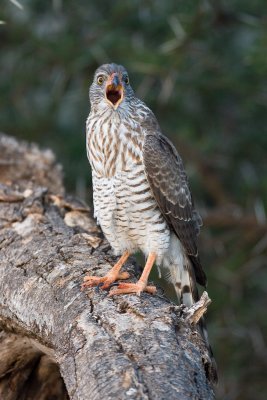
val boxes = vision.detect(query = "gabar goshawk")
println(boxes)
[82,63,217,382]
[83,63,206,307]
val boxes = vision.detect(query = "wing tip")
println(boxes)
[189,255,207,287]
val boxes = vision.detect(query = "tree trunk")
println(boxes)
[0,133,215,400]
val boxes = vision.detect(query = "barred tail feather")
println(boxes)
[167,259,198,307]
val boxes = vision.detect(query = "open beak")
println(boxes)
[105,73,124,109]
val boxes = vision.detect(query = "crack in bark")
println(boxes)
[82,293,151,398]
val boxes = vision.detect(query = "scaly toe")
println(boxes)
[81,275,105,290]
[108,282,156,296]
[117,271,130,280]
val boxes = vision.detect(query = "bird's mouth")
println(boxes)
[105,84,123,108]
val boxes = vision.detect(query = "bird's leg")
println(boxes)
[82,250,131,290]
[109,252,157,296]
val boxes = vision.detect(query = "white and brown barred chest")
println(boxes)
[86,110,170,262]
[86,110,143,177]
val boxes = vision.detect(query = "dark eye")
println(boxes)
[125,75,129,85]
[97,75,104,85]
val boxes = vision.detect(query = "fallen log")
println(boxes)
[0,133,215,400]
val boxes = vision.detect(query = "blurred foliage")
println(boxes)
[1,1,267,399]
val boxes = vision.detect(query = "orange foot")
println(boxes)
[82,271,130,290]
[109,281,156,296]
[81,251,131,291]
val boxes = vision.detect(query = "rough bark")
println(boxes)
[0,133,215,400]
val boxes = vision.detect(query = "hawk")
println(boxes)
[83,63,206,306]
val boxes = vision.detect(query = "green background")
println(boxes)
[1,1,267,398]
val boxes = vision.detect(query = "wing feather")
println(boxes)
[143,132,206,286]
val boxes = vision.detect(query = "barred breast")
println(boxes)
[86,109,170,264]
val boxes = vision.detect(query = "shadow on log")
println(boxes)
[0,134,215,400]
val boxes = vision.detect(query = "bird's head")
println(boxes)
[89,63,134,112]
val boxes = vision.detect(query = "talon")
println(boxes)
[96,283,103,293]
[109,282,120,288]
[101,280,114,290]
[82,275,105,289]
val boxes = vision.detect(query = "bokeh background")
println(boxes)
[1,1,267,399]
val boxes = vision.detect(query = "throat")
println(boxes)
[95,119,123,178]
[88,115,143,178]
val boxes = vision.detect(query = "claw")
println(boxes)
[95,283,103,293]
[108,282,120,288]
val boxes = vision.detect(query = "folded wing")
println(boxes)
[143,132,206,286]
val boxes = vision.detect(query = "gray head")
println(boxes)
[89,63,135,111]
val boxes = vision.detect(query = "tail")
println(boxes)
[167,258,218,383]
[167,254,198,307]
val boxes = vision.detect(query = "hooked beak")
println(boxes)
[105,73,124,109]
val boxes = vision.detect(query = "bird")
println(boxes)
[83,64,218,382]
[82,62,207,307]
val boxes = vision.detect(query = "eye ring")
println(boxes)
[125,76,130,85]
[97,75,104,85]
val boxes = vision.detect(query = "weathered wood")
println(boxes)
[0,133,215,400]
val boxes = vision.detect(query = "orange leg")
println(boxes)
[82,250,130,290]
[109,252,157,296]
